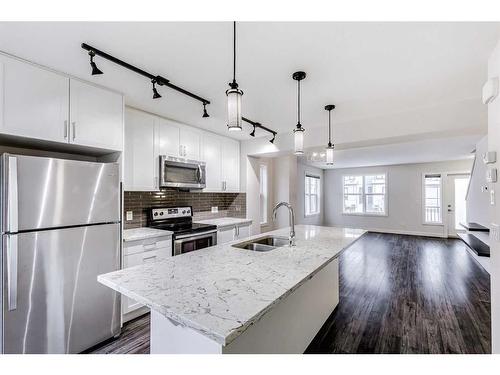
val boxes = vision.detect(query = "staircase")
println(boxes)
[458,222,490,257]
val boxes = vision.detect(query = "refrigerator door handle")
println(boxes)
[6,235,18,311]
[7,156,19,233]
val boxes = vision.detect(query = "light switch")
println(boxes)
[491,224,500,243]
[126,211,133,221]
[211,206,218,213]
[491,189,496,206]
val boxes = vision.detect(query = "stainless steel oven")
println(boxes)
[173,229,217,256]
[159,155,206,189]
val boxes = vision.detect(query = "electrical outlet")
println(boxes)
[126,211,133,221]
[211,206,218,213]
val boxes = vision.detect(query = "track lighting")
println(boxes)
[226,21,243,131]
[249,125,256,137]
[325,105,335,165]
[88,51,103,75]
[202,103,209,118]
[152,79,161,99]
[292,71,306,155]
[269,134,276,144]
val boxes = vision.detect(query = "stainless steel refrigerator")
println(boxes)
[0,153,121,354]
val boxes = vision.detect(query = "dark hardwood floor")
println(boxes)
[87,232,491,354]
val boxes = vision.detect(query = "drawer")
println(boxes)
[123,236,172,256]
[123,248,171,269]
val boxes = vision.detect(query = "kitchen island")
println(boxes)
[98,225,365,353]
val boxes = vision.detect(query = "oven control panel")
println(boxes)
[151,207,192,220]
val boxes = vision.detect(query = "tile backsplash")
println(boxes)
[123,190,246,229]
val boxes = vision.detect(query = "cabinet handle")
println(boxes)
[72,122,76,140]
[64,120,68,139]
[143,243,157,250]
[142,255,157,263]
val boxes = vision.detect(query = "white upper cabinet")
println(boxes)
[0,55,69,143]
[69,79,124,151]
[158,119,201,160]
[123,106,240,193]
[0,54,124,152]
[179,126,201,160]
[124,108,157,191]
[158,118,180,157]
[222,138,240,192]
[202,133,223,191]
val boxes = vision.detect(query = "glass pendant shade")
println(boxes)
[294,127,305,154]
[326,146,334,165]
[226,88,243,131]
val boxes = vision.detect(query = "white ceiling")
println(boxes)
[302,133,480,169]
[0,22,498,143]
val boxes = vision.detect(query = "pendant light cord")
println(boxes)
[297,79,301,125]
[233,21,236,84]
[328,109,331,143]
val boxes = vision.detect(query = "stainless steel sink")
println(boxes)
[232,235,290,252]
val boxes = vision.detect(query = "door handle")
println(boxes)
[6,235,18,311]
[72,122,76,141]
[7,156,18,233]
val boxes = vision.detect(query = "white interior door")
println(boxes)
[445,173,470,237]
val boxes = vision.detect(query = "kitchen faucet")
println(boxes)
[272,202,296,246]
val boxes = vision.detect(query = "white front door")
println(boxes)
[445,173,470,237]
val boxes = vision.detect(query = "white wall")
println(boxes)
[296,161,324,226]
[245,156,261,236]
[272,155,298,229]
[488,38,500,354]
[466,136,490,227]
[324,159,473,237]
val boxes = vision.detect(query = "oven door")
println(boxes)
[173,230,217,256]
[159,155,206,189]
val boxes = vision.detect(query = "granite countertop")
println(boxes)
[123,227,173,242]
[99,225,365,346]
[194,217,252,228]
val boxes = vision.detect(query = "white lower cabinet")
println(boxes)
[237,224,251,239]
[217,226,236,244]
[122,235,172,321]
[217,223,251,245]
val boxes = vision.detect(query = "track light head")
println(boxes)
[250,125,256,137]
[269,134,276,144]
[152,80,161,99]
[88,51,103,75]
[202,103,209,118]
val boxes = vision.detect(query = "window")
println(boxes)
[343,174,386,215]
[305,175,321,216]
[423,174,442,224]
[260,164,268,224]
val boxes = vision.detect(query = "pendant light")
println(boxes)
[325,104,335,165]
[292,71,306,154]
[226,21,243,131]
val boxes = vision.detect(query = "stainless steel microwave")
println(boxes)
[159,155,206,189]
